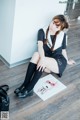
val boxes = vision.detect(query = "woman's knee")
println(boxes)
[30,52,40,63]
[33,52,40,59]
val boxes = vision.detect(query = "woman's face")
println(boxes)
[49,19,61,32]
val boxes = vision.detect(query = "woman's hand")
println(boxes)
[67,59,76,65]
[37,57,46,71]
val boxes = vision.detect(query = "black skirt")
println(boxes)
[52,54,67,77]
[45,52,67,77]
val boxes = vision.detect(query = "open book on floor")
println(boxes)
[34,74,67,101]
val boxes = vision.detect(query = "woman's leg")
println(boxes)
[25,69,42,91]
[14,52,40,94]
[18,68,43,98]
[44,68,51,73]
[17,57,58,98]
[22,52,40,86]
[17,56,59,98]
[30,52,40,64]
[19,56,59,89]
[44,57,59,74]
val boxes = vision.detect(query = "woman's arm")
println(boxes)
[38,41,45,59]
[62,49,68,62]
[62,49,76,65]
[37,41,46,71]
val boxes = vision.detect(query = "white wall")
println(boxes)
[10,0,67,64]
[0,0,67,65]
[0,0,15,63]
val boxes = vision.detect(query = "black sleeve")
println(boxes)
[62,33,67,49]
[37,29,45,42]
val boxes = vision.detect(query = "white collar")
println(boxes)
[43,27,64,50]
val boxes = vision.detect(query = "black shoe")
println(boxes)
[14,86,25,94]
[17,89,33,98]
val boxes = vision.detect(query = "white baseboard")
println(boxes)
[0,55,30,68]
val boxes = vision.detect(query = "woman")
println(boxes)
[14,14,75,98]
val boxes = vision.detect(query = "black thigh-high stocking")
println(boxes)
[19,62,37,88]
[26,69,43,91]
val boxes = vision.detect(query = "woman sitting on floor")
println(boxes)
[14,14,76,98]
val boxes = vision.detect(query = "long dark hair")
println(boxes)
[53,14,69,30]
[44,15,69,51]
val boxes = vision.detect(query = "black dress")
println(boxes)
[37,28,67,77]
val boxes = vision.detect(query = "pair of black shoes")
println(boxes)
[14,86,33,98]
